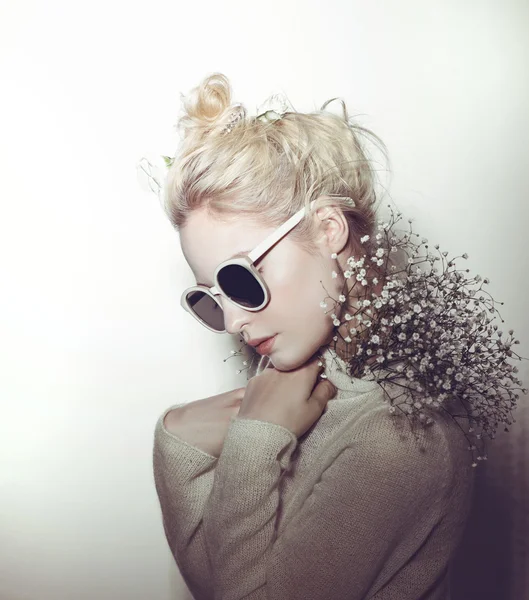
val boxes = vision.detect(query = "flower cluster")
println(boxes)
[228,204,527,467]
[315,204,528,467]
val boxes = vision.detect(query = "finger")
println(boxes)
[310,379,337,410]
[325,380,337,397]
[309,382,336,415]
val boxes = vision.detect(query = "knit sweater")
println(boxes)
[152,345,475,600]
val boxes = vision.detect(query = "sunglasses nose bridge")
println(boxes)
[219,295,255,334]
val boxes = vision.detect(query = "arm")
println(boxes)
[202,407,455,600]
[153,403,218,600]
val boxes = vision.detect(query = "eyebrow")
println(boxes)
[195,249,251,287]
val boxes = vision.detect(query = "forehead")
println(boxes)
[179,208,274,281]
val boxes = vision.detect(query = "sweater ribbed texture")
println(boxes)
[152,346,475,600]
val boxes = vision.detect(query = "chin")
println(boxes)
[272,349,323,373]
[265,330,332,372]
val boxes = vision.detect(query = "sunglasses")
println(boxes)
[180,199,318,333]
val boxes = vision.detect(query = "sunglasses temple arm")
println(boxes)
[247,200,317,263]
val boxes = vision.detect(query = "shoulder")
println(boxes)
[341,397,473,489]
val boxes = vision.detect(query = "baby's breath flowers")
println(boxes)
[319,204,528,467]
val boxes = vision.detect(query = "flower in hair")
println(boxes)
[221,94,289,133]
[255,92,290,123]
[221,106,245,134]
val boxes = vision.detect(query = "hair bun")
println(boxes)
[177,72,245,141]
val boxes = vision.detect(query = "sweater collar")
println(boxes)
[254,344,380,400]
[318,345,380,399]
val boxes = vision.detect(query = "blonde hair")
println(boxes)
[163,72,391,259]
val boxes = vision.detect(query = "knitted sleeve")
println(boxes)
[201,407,456,600]
[152,403,218,600]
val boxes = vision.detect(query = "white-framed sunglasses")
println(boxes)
[181,199,318,333]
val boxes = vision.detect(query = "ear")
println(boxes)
[314,206,351,256]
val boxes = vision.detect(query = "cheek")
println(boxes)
[269,263,330,323]
[264,260,339,366]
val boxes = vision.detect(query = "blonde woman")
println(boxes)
[152,72,476,599]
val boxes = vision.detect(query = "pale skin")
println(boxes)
[165,204,380,448]
[180,204,364,370]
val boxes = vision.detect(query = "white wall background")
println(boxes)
[1,1,528,599]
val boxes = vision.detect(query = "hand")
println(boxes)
[163,387,246,458]
[238,353,337,438]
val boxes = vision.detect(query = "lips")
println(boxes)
[254,335,277,355]
[247,335,276,347]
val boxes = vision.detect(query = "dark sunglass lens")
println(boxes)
[186,290,224,331]
[217,264,265,308]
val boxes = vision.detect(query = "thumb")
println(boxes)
[310,379,337,416]
[312,378,337,405]
[325,380,337,398]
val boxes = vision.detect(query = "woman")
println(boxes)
[152,72,476,600]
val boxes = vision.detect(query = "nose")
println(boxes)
[218,296,253,335]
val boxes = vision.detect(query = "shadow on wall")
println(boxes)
[451,455,514,599]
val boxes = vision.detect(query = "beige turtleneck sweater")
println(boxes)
[152,345,475,600]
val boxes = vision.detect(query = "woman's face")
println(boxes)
[179,205,354,372]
